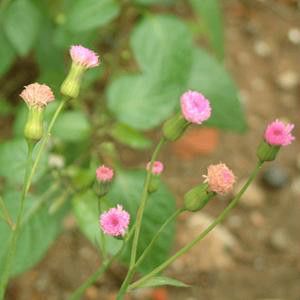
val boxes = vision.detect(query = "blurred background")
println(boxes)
[0,0,299,299]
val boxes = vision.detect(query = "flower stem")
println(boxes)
[129,161,264,291]
[116,137,166,300]
[0,141,34,299]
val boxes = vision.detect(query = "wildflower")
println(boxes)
[100,205,130,237]
[70,45,99,69]
[180,90,211,124]
[94,165,114,197]
[203,163,235,195]
[146,161,164,175]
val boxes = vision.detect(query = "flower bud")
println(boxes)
[184,183,214,212]
[146,161,164,193]
[163,112,189,141]
[24,106,44,143]
[94,165,114,197]
[256,140,280,162]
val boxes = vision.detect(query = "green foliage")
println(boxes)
[0,191,66,275]
[66,0,120,32]
[189,0,224,60]
[73,169,176,273]
[108,14,246,132]
[3,0,41,56]
[133,0,175,5]
[0,139,48,185]
[0,31,16,76]
[131,276,190,289]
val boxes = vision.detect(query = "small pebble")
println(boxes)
[288,28,300,45]
[254,40,272,57]
[270,229,290,251]
[262,165,289,189]
[277,70,299,90]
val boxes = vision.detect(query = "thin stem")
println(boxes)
[0,141,33,299]
[25,99,67,194]
[116,138,166,300]
[0,196,14,229]
[129,161,264,291]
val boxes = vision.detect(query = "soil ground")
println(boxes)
[5,0,300,299]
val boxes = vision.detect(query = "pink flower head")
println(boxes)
[203,163,235,195]
[96,165,114,182]
[180,90,212,124]
[100,205,130,237]
[20,83,55,108]
[70,45,99,68]
[146,161,164,175]
[264,119,295,146]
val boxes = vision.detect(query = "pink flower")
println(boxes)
[96,165,114,182]
[180,90,212,124]
[264,119,295,146]
[203,163,235,195]
[100,205,130,237]
[146,161,164,175]
[20,83,55,108]
[70,45,99,68]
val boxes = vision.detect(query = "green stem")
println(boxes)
[0,141,33,299]
[25,99,67,194]
[0,196,14,229]
[116,137,166,300]
[129,161,264,291]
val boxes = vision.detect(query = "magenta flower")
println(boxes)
[20,83,55,108]
[180,90,211,124]
[70,45,100,69]
[264,119,295,146]
[100,205,130,237]
[203,163,235,195]
[96,165,114,182]
[146,161,164,175]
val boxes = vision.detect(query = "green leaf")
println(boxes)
[187,49,246,132]
[0,31,16,77]
[0,139,48,185]
[66,0,120,32]
[73,169,176,273]
[0,191,66,275]
[52,111,91,142]
[3,0,41,56]
[108,15,193,130]
[133,0,175,6]
[0,98,14,116]
[110,123,152,149]
[189,0,224,60]
[131,276,190,290]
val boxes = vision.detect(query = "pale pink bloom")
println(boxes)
[180,90,211,124]
[96,165,114,182]
[20,83,55,108]
[100,205,130,237]
[264,119,295,146]
[70,45,99,68]
[203,163,235,195]
[146,161,164,175]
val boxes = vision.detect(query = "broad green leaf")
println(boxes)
[0,191,66,275]
[189,0,224,60]
[187,49,246,132]
[3,0,41,56]
[131,276,190,290]
[52,111,91,142]
[66,0,120,32]
[110,123,152,149]
[73,169,176,273]
[0,31,16,76]
[0,139,48,185]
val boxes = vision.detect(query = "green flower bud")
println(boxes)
[184,183,215,212]
[163,112,189,141]
[60,63,85,99]
[24,106,44,143]
[257,140,280,162]
[148,176,161,193]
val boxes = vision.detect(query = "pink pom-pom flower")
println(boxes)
[146,161,164,175]
[100,205,130,237]
[264,119,295,146]
[96,165,114,182]
[180,90,212,124]
[203,163,235,195]
[20,83,55,108]
[70,45,99,69]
